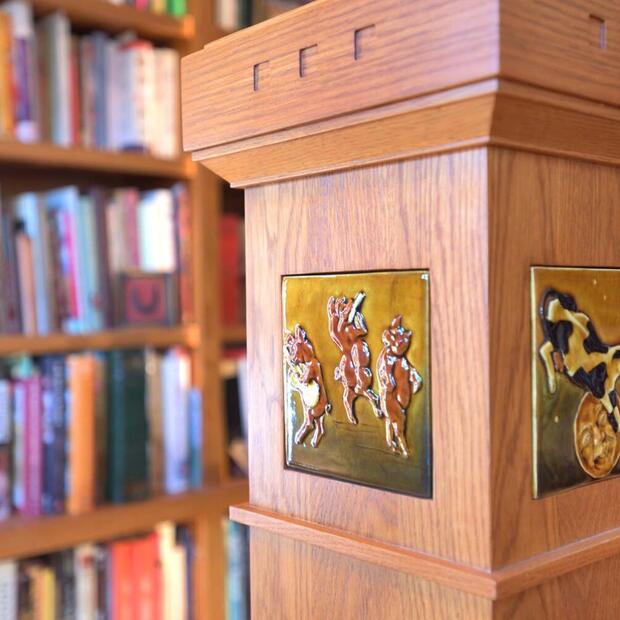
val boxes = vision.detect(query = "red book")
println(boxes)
[173,184,193,323]
[135,0,149,9]
[23,375,42,517]
[220,213,241,326]
[132,534,162,620]
[112,540,134,620]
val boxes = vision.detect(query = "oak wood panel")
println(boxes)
[233,504,497,599]
[494,553,620,619]
[245,151,491,568]
[489,149,620,567]
[250,528,493,620]
[500,0,620,106]
[0,481,248,561]
[0,324,200,356]
[31,0,194,43]
[181,0,499,151]
[192,78,620,187]
[0,140,195,180]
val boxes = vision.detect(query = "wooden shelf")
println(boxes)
[0,324,200,356]
[222,324,247,344]
[0,481,248,561]
[31,0,195,44]
[0,140,195,180]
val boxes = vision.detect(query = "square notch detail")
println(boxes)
[299,45,318,78]
[354,24,375,60]
[253,61,270,91]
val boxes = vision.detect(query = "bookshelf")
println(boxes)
[0,1,248,619]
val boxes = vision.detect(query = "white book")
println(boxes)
[0,561,17,619]
[156,521,176,620]
[40,11,71,146]
[153,48,180,159]
[138,189,176,272]
[0,381,11,444]
[75,544,97,620]
[162,349,190,494]
[216,0,239,31]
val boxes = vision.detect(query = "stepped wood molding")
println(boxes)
[182,0,620,617]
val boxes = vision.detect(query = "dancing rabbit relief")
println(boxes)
[532,267,620,497]
[282,271,431,497]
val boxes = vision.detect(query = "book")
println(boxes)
[0,560,17,618]
[220,213,244,327]
[23,373,42,516]
[225,519,250,620]
[0,380,11,519]
[0,13,13,137]
[162,348,190,494]
[173,183,193,323]
[146,349,164,496]
[111,540,133,620]
[38,11,71,146]
[167,0,187,18]
[0,0,38,142]
[66,354,96,515]
[107,349,149,503]
[41,356,66,515]
[138,189,176,272]
[75,544,97,620]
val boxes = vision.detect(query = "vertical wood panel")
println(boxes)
[245,150,491,568]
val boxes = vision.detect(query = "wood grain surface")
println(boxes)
[245,151,491,568]
[489,149,620,567]
[250,528,492,620]
[182,0,499,151]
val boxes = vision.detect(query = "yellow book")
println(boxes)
[0,13,13,137]
[151,0,166,13]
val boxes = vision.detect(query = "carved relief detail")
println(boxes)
[376,315,423,458]
[327,292,381,424]
[284,324,332,448]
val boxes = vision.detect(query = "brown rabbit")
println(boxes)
[376,315,423,457]
[284,325,331,448]
[327,293,381,424]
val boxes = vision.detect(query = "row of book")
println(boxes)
[0,1,180,157]
[220,212,245,328]
[108,0,187,17]
[215,0,311,30]
[222,350,248,476]
[0,347,202,519]
[0,522,194,619]
[0,183,192,335]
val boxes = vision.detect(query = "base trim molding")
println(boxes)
[231,503,620,600]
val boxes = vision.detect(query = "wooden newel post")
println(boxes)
[182,1,620,617]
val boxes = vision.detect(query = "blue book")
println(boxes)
[226,520,250,620]
[40,355,66,515]
[188,388,203,489]
[14,193,54,334]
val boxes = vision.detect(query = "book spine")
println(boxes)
[173,184,193,323]
[41,357,65,515]
[11,381,25,512]
[92,188,113,327]
[0,14,14,137]
[24,374,42,517]
[188,388,202,490]
[75,544,97,619]
[162,349,190,494]
[1,209,22,333]
[0,561,17,618]
[220,214,242,326]
[67,355,96,514]
[0,380,12,519]
[92,33,108,150]
[111,541,133,620]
